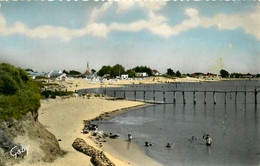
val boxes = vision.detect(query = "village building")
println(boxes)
[242,73,252,78]
[136,72,147,77]
[84,62,91,76]
[27,71,47,79]
[103,74,110,79]
[153,69,160,76]
[48,70,66,81]
[121,74,129,80]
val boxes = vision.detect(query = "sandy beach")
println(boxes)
[14,77,219,166]
[15,95,162,166]
[54,76,209,92]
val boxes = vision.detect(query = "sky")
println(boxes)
[0,1,259,74]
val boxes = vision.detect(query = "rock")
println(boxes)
[0,111,65,165]
[103,132,110,137]
[109,134,119,139]
[72,138,115,166]
[98,138,106,142]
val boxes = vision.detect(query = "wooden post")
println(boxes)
[163,91,166,103]
[204,92,206,104]
[153,91,156,103]
[173,91,176,104]
[244,87,247,104]
[255,88,257,105]
[213,92,216,104]
[193,91,196,104]
[134,91,136,100]
[143,91,146,102]
[235,90,237,104]
[224,92,227,104]
[182,91,186,104]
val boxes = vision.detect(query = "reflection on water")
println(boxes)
[96,103,260,166]
[91,81,260,166]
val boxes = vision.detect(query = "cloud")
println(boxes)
[116,1,136,13]
[199,8,260,40]
[0,3,259,41]
[116,1,166,13]
[139,1,167,11]
[89,1,114,23]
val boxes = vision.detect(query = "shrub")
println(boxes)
[40,90,73,99]
[50,94,56,99]
[0,63,41,119]
[94,94,100,97]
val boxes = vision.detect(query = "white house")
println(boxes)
[153,69,160,76]
[121,74,129,80]
[47,70,66,81]
[136,72,147,77]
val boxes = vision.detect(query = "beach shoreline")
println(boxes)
[82,101,163,166]
[15,95,162,166]
[50,76,219,92]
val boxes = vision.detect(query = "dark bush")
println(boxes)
[50,94,56,99]
[0,63,41,119]
[0,72,19,95]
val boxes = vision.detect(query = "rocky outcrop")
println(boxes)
[0,111,65,166]
[72,138,115,166]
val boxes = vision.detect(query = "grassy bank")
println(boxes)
[0,63,41,119]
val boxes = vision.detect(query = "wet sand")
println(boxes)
[103,139,162,166]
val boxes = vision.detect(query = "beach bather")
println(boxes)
[203,133,212,146]
[166,142,175,148]
[128,134,132,141]
[145,141,152,147]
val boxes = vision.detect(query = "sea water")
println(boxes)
[90,80,260,166]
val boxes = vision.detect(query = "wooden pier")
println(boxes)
[103,88,259,105]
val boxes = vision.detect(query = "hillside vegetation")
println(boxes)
[0,63,41,119]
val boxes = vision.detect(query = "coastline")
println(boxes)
[53,76,218,92]
[15,96,162,166]
[83,101,163,166]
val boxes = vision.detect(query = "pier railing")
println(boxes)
[103,88,260,105]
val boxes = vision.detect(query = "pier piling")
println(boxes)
[173,91,176,104]
[193,91,196,104]
[235,91,237,104]
[244,87,247,104]
[153,91,156,103]
[224,92,227,104]
[163,91,166,103]
[204,92,206,104]
[213,92,216,105]
[182,92,186,104]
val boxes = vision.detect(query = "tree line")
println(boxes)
[97,64,154,78]
[26,66,260,79]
